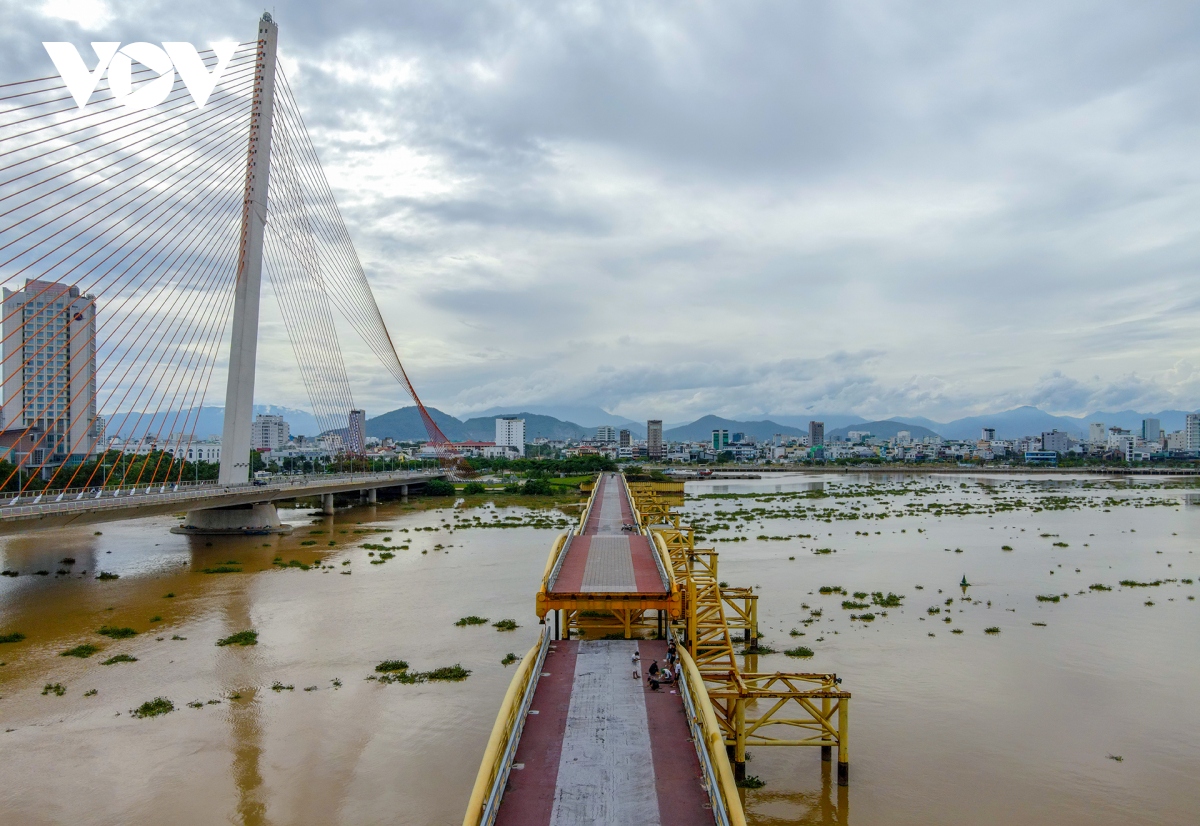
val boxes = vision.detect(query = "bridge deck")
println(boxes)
[548,473,666,596]
[495,639,710,826]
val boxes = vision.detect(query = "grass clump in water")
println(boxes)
[1001,545,1013,551]
[102,654,138,665]
[0,632,26,644]
[493,619,519,631]
[455,616,489,626]
[43,682,66,696]
[501,653,519,666]
[270,681,295,691]
[737,775,766,789]
[61,644,100,658]
[1119,579,1163,588]
[96,571,119,580]
[375,659,409,673]
[785,646,814,658]
[1035,594,1061,603]
[841,600,868,610]
[1089,584,1112,591]
[871,592,904,608]
[216,630,258,647]
[852,591,868,600]
[200,565,241,574]
[132,697,174,718]
[97,626,137,639]
[984,626,1001,635]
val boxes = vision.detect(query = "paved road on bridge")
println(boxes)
[0,469,443,535]
[495,474,711,825]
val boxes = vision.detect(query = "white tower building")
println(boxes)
[495,417,525,456]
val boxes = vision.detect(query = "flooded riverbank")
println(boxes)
[1,474,1197,824]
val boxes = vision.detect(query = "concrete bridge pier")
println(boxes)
[365,488,377,504]
[321,493,335,515]
[172,503,293,535]
[400,484,408,502]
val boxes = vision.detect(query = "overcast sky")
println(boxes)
[6,0,1200,422]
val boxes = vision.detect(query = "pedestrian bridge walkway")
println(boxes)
[465,473,744,826]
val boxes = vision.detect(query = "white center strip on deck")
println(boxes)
[593,476,626,534]
[549,641,661,826]
[580,536,636,592]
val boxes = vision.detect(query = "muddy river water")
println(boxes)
[0,473,1197,825]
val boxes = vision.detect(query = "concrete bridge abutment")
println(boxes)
[172,502,293,535]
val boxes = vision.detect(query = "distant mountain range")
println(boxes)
[106,405,319,439]
[363,404,1197,444]
[827,420,941,441]
[106,403,1193,445]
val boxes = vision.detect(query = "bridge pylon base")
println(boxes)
[171,503,294,535]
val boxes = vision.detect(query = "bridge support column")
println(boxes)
[822,697,832,762]
[837,698,849,786]
[172,502,292,535]
[366,488,377,504]
[321,493,335,515]
[401,484,408,502]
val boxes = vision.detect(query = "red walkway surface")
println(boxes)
[548,474,666,595]
[495,640,711,826]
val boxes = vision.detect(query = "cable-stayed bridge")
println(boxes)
[0,15,452,534]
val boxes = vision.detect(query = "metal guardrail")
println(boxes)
[0,470,438,519]
[462,627,552,826]
[543,530,573,593]
[673,631,747,826]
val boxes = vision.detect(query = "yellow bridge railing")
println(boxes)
[461,628,551,826]
[675,637,748,826]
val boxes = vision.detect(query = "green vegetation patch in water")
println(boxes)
[216,630,258,647]
[61,644,100,658]
[97,626,137,639]
[455,615,489,626]
[0,632,26,644]
[102,654,138,665]
[132,697,174,718]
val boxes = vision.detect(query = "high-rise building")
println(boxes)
[495,417,525,456]
[808,421,825,448]
[595,425,616,443]
[619,429,631,448]
[1141,418,1161,443]
[647,420,663,459]
[1088,422,1106,444]
[1041,430,1072,454]
[251,414,290,451]
[1185,414,1200,452]
[711,429,729,451]
[346,409,366,453]
[981,427,996,441]
[1,280,100,466]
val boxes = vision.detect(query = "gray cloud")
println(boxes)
[5,0,1200,422]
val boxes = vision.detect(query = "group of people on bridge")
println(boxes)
[631,641,683,691]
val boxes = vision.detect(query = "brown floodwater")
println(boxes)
[0,473,1197,825]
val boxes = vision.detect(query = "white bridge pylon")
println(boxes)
[218,13,278,487]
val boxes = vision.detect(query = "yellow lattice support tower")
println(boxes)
[628,483,852,786]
